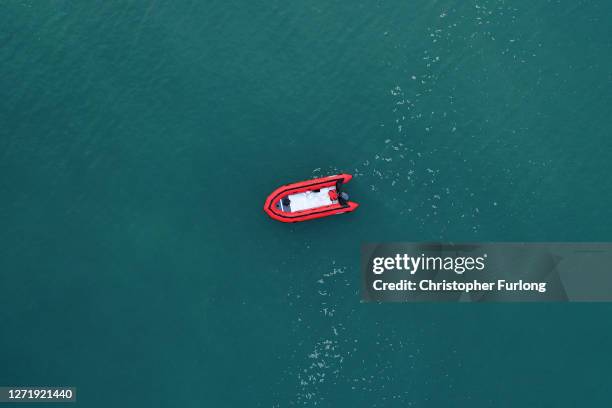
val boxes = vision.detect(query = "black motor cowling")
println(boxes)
[338,192,349,205]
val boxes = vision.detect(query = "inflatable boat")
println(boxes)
[264,174,359,223]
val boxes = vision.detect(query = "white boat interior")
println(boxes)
[278,187,337,212]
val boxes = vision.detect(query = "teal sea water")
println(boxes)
[2,1,612,406]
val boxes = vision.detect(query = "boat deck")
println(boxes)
[288,187,336,212]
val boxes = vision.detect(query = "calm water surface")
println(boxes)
[1,1,611,406]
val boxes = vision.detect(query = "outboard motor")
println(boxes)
[339,192,349,205]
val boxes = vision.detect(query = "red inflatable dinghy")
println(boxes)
[264,174,359,223]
